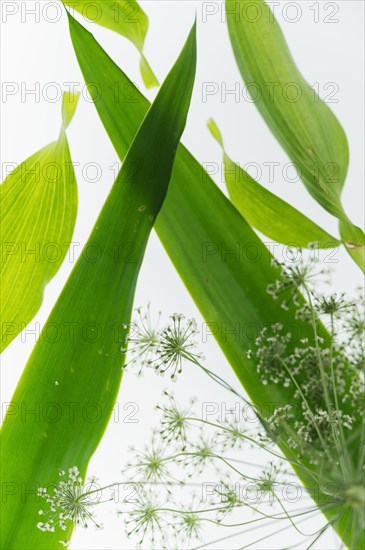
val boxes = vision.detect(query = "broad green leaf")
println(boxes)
[66,18,362,547]
[208,118,340,249]
[63,0,159,88]
[0,23,196,549]
[0,92,79,352]
[225,0,365,267]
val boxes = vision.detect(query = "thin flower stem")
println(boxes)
[271,489,320,537]
[157,502,337,527]
[222,457,299,477]
[304,286,347,477]
[184,417,331,485]
[191,359,278,439]
[283,513,339,550]
[237,507,342,550]
[329,312,352,479]
[193,502,341,550]
[278,356,332,459]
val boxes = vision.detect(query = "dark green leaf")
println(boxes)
[0,23,196,548]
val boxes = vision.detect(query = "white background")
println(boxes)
[1,1,364,548]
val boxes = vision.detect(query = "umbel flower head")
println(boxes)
[123,311,203,379]
[121,488,167,546]
[156,390,196,447]
[122,305,161,375]
[268,249,330,312]
[156,314,201,378]
[126,430,182,489]
[316,292,354,319]
[37,467,102,536]
[172,497,204,546]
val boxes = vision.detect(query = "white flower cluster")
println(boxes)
[37,467,102,536]
[124,310,203,379]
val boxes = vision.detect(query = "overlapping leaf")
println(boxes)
[208,118,340,248]
[0,93,79,352]
[225,0,364,270]
[63,0,158,87]
[0,23,196,548]
[339,219,365,272]
[66,18,361,546]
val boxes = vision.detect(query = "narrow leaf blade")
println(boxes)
[339,220,365,272]
[0,22,196,548]
[225,0,364,269]
[225,0,348,219]
[208,119,340,248]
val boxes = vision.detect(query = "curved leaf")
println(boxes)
[0,22,196,548]
[208,118,340,249]
[339,220,365,272]
[225,0,365,268]
[225,0,365,269]
[63,0,159,88]
[0,92,79,352]
[225,0,348,219]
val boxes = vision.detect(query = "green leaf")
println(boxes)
[0,22,196,549]
[140,53,160,89]
[208,118,340,249]
[207,117,224,148]
[225,0,365,269]
[225,0,365,266]
[61,90,80,128]
[0,92,79,352]
[63,0,159,88]
[65,18,362,547]
[339,220,365,272]
[225,0,349,219]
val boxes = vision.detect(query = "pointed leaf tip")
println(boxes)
[62,91,80,129]
[208,118,224,149]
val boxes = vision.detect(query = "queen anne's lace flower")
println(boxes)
[37,467,102,534]
[154,315,201,379]
[123,312,203,379]
[121,489,167,546]
[126,431,181,489]
[122,305,161,374]
[156,391,195,447]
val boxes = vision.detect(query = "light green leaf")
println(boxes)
[63,0,159,88]
[208,118,340,249]
[66,17,362,547]
[61,90,80,128]
[207,117,224,148]
[0,22,196,549]
[0,93,79,352]
[140,53,160,89]
[339,220,365,272]
[225,0,349,219]
[225,0,365,267]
